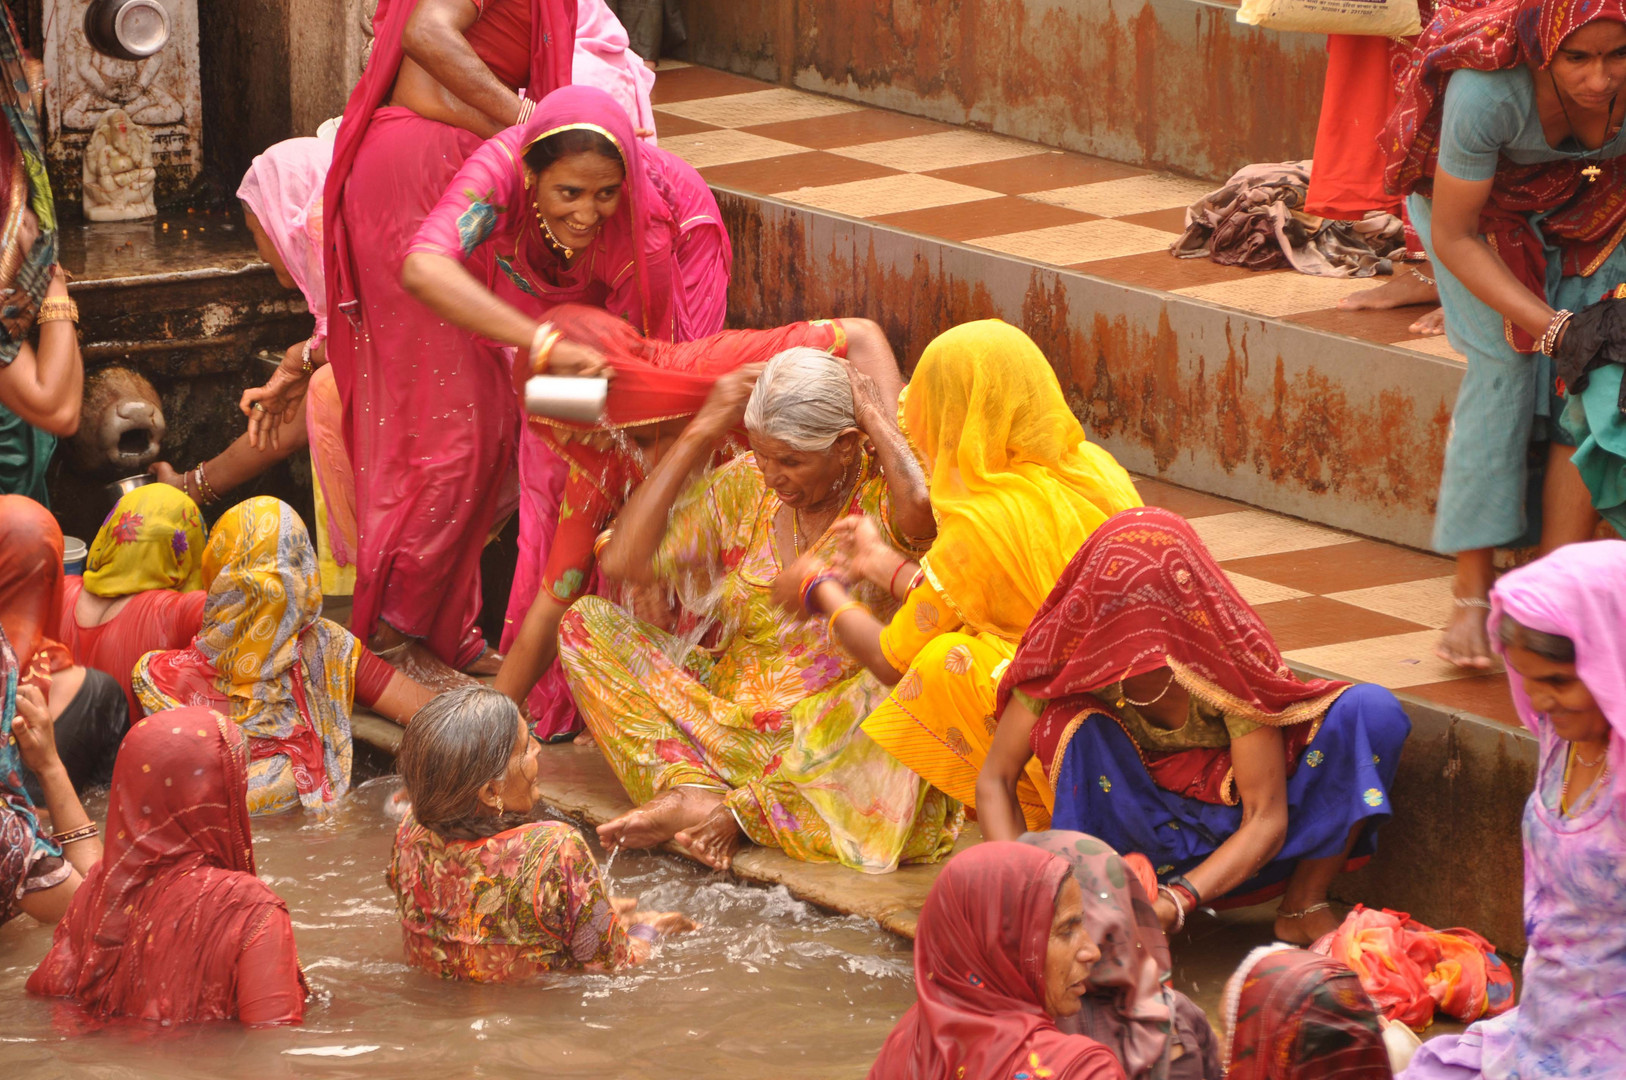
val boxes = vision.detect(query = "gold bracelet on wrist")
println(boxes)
[530,322,561,375]
[300,337,315,374]
[53,822,99,845]
[37,297,78,324]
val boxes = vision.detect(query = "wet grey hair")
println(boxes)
[1496,612,1576,663]
[396,684,524,840]
[742,347,856,452]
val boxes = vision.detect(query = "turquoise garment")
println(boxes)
[1409,193,1616,553]
[0,402,51,505]
[1437,68,1626,181]
[1562,366,1626,534]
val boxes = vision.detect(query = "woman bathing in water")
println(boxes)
[558,350,959,872]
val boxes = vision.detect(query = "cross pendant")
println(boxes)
[1583,163,1603,182]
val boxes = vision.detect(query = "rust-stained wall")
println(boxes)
[679,0,1328,180]
[719,189,1457,551]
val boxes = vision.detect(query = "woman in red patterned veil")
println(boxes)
[27,707,307,1025]
[1383,0,1626,669]
[976,508,1412,947]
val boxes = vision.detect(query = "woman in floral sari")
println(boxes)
[558,348,957,872]
[133,498,433,815]
[389,684,692,982]
[803,319,1143,831]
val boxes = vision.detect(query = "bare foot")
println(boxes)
[597,787,722,852]
[1409,307,1445,336]
[675,803,744,871]
[461,645,504,677]
[574,728,595,746]
[1274,904,1344,945]
[1336,268,1438,311]
[370,624,476,692]
[1436,600,1495,670]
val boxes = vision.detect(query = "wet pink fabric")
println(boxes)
[323,0,575,666]
[573,0,657,140]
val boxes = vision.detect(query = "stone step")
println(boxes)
[671,0,1327,181]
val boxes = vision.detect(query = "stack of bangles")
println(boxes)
[516,97,536,125]
[1156,875,1202,934]
[1540,308,1574,357]
[888,559,925,600]
[593,529,614,559]
[530,320,561,375]
[37,297,79,324]
[187,463,220,505]
[54,822,98,846]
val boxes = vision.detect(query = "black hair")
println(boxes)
[1496,612,1577,664]
[521,127,624,176]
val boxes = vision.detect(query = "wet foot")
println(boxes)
[1436,600,1495,670]
[574,728,595,746]
[370,626,477,693]
[675,802,744,871]
[1410,307,1445,336]
[1336,268,1438,311]
[461,646,504,677]
[597,787,721,852]
[1274,904,1344,946]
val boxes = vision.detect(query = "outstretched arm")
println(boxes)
[0,266,82,435]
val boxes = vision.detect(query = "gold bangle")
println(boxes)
[530,322,560,375]
[53,822,98,844]
[37,297,78,323]
[826,599,868,636]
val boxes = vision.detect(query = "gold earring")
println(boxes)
[494,795,504,815]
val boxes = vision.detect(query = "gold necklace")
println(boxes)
[1116,667,1176,709]
[789,457,857,557]
[1561,743,1612,818]
[533,201,590,261]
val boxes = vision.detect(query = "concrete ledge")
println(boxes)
[720,188,1458,551]
[678,0,1327,180]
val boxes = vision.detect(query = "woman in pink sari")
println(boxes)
[401,82,735,736]
[575,0,657,141]
[323,0,574,679]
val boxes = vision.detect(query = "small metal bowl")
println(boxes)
[105,472,153,503]
[83,0,171,62]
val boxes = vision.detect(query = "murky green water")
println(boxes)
[0,778,912,1079]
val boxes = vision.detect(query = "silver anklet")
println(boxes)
[1276,901,1332,920]
[1452,597,1492,610]
[1409,266,1436,287]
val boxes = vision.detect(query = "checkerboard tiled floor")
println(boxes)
[649,62,1467,363]
[650,63,1511,723]
[1133,477,1517,726]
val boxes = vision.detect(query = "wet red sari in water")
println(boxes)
[27,707,307,1024]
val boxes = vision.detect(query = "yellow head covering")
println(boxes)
[83,484,207,597]
[903,320,1142,640]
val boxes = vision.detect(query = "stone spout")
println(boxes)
[68,365,166,473]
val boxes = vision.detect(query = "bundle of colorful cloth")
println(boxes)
[1311,905,1517,1030]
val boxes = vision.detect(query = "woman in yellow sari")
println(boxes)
[789,320,1142,831]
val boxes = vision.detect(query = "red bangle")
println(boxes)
[1169,884,1198,912]
[888,559,911,597]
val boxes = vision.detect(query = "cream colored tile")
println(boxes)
[1025,174,1215,217]
[1173,274,1383,318]
[1225,573,1312,606]
[829,130,1048,172]
[659,129,808,169]
[656,88,866,128]
[967,220,1177,265]
[1391,336,1467,363]
[776,174,1000,218]
[1188,510,1358,563]
[1285,631,1490,689]
[1325,577,1457,630]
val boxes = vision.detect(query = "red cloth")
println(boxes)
[1384,0,1626,352]
[1308,35,1405,219]
[0,494,74,695]
[322,0,574,663]
[1001,507,1350,806]
[464,0,534,88]
[1224,947,1392,1080]
[867,843,1127,1080]
[353,646,394,706]
[56,576,206,720]
[27,708,308,1024]
[1312,905,1516,1030]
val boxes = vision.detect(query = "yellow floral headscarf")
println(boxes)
[133,497,358,814]
[83,485,207,597]
[903,320,1142,640]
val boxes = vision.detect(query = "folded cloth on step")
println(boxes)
[1173,161,1407,278]
[1311,904,1516,1031]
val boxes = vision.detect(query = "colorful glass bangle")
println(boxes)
[800,571,838,616]
[53,822,99,845]
[826,599,868,636]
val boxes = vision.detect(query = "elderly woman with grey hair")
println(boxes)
[558,349,957,873]
[388,684,693,982]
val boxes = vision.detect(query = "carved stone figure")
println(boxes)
[81,109,157,220]
[67,365,166,474]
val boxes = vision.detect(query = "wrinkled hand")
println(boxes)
[691,363,763,441]
[633,910,698,935]
[147,460,185,489]
[829,515,904,590]
[240,342,311,451]
[627,582,677,632]
[771,552,828,617]
[843,357,891,440]
[12,685,61,774]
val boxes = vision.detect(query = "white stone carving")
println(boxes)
[43,0,202,206]
[81,109,157,220]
